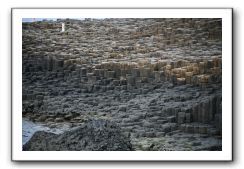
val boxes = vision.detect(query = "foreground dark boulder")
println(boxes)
[23,119,133,151]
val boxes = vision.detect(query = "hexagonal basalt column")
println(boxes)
[80,68,87,77]
[105,70,115,79]
[177,112,186,124]
[131,68,140,77]
[126,75,135,86]
[154,71,165,82]
[177,78,186,85]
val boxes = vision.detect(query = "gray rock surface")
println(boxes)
[23,119,133,151]
[22,18,222,151]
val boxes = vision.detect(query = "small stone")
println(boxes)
[192,141,202,146]
[64,114,73,120]
[55,118,64,123]
[36,115,47,122]
[167,116,176,123]
[118,105,127,112]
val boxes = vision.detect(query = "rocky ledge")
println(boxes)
[23,119,133,151]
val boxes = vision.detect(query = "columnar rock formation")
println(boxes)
[22,18,222,151]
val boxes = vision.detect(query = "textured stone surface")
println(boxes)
[23,119,133,151]
[22,18,222,151]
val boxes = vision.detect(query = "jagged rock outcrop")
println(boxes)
[23,119,133,151]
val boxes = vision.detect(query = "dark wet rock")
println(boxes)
[192,141,202,146]
[23,119,133,151]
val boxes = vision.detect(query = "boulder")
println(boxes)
[23,119,133,151]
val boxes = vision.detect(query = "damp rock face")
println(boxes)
[23,119,133,151]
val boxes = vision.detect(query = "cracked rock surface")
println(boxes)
[22,18,222,151]
[23,119,133,151]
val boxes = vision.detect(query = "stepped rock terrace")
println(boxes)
[22,18,222,151]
